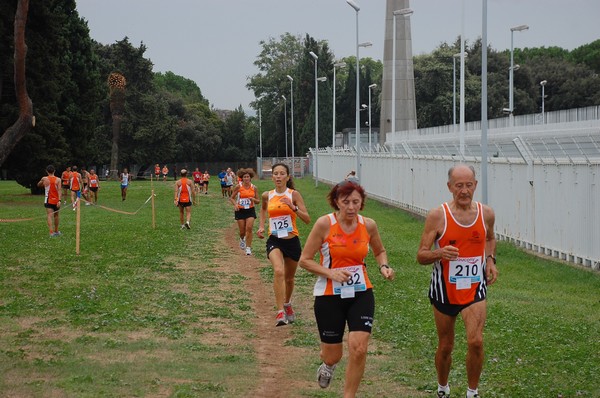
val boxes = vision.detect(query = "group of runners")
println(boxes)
[251,163,497,398]
[39,161,498,397]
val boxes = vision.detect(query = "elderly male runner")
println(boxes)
[417,164,498,398]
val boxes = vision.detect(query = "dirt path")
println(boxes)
[220,225,315,398]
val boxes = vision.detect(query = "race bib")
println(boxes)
[90,179,97,185]
[332,265,367,297]
[239,198,252,209]
[449,256,482,290]
[270,215,292,238]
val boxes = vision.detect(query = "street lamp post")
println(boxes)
[453,52,467,132]
[309,51,319,187]
[347,0,373,183]
[286,75,295,170]
[332,62,346,149]
[282,95,288,160]
[259,108,262,159]
[392,8,414,139]
[509,24,529,126]
[540,79,547,124]
[368,84,377,151]
[309,51,327,187]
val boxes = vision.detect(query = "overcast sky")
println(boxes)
[76,0,600,111]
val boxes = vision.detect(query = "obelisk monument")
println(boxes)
[379,0,417,144]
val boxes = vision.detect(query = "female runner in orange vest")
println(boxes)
[256,163,310,326]
[229,168,260,255]
[299,180,395,396]
[37,165,62,237]
[174,168,195,229]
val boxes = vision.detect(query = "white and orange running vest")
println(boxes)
[267,188,298,238]
[429,202,488,305]
[313,213,373,297]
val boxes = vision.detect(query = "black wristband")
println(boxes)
[486,255,496,265]
[379,264,390,270]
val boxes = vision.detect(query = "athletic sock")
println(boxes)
[438,384,450,394]
[466,387,478,398]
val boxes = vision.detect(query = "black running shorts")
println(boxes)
[314,289,375,344]
[266,235,301,262]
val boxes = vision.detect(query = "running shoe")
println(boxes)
[185,221,191,229]
[283,303,295,323]
[275,310,288,327]
[245,247,252,256]
[181,224,186,230]
[239,237,246,250]
[437,391,450,397]
[54,231,62,237]
[317,363,336,389]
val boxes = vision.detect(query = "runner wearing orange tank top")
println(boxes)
[69,166,82,209]
[230,168,259,255]
[417,164,498,398]
[174,169,195,229]
[37,165,62,237]
[88,169,100,204]
[299,180,394,395]
[60,166,71,204]
[256,163,310,326]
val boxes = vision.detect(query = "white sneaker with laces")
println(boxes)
[239,237,246,250]
[245,247,252,255]
[317,363,336,388]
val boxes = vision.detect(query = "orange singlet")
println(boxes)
[266,188,298,237]
[70,172,81,191]
[45,176,60,205]
[236,184,256,209]
[429,202,488,305]
[89,173,99,188]
[177,178,192,203]
[61,170,71,187]
[313,213,373,296]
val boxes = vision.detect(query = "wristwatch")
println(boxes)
[294,205,299,212]
[486,255,496,265]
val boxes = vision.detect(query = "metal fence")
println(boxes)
[309,109,600,270]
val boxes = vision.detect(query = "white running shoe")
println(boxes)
[245,247,252,255]
[317,363,336,388]
[283,303,295,323]
[239,237,246,250]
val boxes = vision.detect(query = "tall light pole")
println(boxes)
[347,0,373,182]
[453,52,467,132]
[368,83,377,151]
[258,108,262,178]
[310,51,327,187]
[332,62,346,149]
[392,8,414,140]
[282,95,288,159]
[540,79,547,124]
[509,24,529,127]
[286,75,295,164]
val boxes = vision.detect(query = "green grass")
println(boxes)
[0,177,599,397]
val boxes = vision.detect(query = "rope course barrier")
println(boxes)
[0,194,154,222]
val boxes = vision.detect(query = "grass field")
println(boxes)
[0,177,598,397]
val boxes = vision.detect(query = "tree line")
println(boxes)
[1,0,598,191]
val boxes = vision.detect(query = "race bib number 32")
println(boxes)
[333,265,367,297]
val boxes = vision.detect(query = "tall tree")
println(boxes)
[0,0,33,166]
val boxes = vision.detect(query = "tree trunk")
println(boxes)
[0,0,33,166]
[109,114,122,180]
